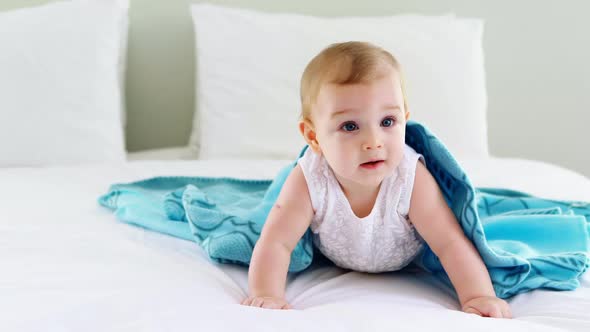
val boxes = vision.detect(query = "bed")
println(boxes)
[1,1,589,331]
[2,152,589,331]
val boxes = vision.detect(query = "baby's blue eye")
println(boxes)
[381,117,395,127]
[342,122,358,132]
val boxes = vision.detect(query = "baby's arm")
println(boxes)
[241,164,314,310]
[408,162,512,318]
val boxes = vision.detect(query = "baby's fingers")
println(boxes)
[261,300,283,309]
[251,297,265,307]
[486,305,503,318]
[501,303,513,319]
[261,299,293,310]
[463,307,483,317]
[240,296,262,307]
[240,296,293,310]
[240,296,256,306]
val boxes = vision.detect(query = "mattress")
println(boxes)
[1,156,589,331]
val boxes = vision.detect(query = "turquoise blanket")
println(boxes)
[99,121,590,299]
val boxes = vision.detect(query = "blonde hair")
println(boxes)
[300,41,408,121]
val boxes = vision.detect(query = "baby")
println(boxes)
[241,41,511,318]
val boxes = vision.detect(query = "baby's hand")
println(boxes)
[462,296,512,318]
[240,295,293,310]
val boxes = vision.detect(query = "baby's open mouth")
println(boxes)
[360,160,384,169]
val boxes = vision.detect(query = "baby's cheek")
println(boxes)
[332,156,353,177]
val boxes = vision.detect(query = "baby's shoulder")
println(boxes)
[297,147,329,186]
[403,144,421,159]
[400,144,425,172]
[298,147,327,173]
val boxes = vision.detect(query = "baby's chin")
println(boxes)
[370,165,399,180]
[354,168,395,186]
[332,162,397,185]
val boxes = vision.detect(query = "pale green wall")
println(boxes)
[2,0,589,178]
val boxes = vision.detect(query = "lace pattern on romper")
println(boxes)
[298,145,425,273]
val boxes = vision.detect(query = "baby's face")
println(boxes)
[312,69,408,189]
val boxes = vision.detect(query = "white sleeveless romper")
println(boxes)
[298,145,425,273]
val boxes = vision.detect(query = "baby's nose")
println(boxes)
[363,143,382,150]
[362,135,383,150]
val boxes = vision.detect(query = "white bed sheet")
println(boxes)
[1,157,589,331]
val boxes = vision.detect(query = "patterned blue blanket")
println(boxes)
[99,121,590,298]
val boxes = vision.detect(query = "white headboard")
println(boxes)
[1,0,588,177]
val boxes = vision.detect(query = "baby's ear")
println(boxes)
[299,119,321,154]
[405,110,411,121]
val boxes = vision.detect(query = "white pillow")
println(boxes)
[190,4,489,160]
[0,0,129,166]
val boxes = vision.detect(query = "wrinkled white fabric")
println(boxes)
[298,145,425,273]
[2,158,590,331]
